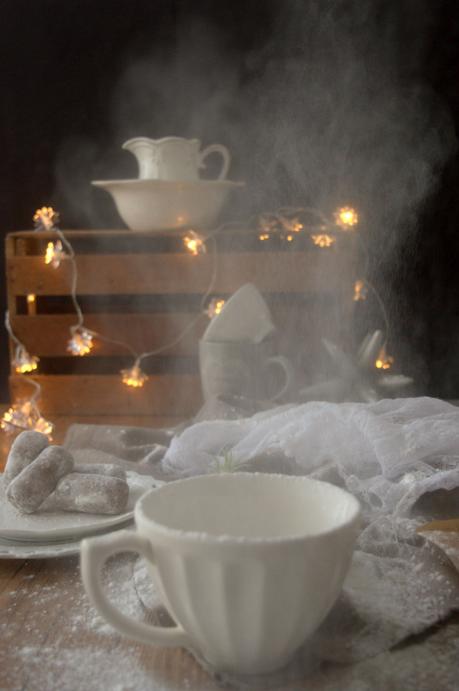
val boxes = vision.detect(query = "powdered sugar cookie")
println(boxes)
[3,431,49,486]
[6,445,74,513]
[44,473,129,514]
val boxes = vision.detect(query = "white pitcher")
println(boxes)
[122,136,230,181]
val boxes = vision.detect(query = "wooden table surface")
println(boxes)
[1,413,458,691]
[1,555,458,691]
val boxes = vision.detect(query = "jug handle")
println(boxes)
[199,144,231,180]
[264,355,295,401]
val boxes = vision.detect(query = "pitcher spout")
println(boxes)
[122,137,158,179]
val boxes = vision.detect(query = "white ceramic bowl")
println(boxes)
[92,178,244,231]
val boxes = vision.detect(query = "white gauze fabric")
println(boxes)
[162,397,459,523]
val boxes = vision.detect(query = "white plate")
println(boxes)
[0,472,159,542]
[0,536,82,559]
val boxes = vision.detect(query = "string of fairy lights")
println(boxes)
[1,203,393,438]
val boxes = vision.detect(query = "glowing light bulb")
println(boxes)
[353,280,368,302]
[67,328,94,356]
[33,206,60,231]
[1,401,53,439]
[44,240,65,268]
[32,415,54,438]
[13,345,39,374]
[286,234,293,242]
[121,363,148,388]
[311,233,335,248]
[375,347,394,371]
[334,206,359,229]
[205,298,226,319]
[183,231,206,256]
[280,217,303,234]
[26,293,37,315]
[259,233,270,241]
[258,214,278,235]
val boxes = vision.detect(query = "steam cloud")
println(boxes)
[53,0,456,389]
[56,0,455,254]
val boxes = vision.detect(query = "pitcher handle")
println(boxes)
[264,355,295,401]
[81,530,191,648]
[199,144,231,180]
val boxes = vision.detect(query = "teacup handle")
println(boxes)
[264,355,295,401]
[199,144,231,180]
[81,530,191,649]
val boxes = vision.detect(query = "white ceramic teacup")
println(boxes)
[81,473,360,676]
[122,136,231,181]
[199,339,295,402]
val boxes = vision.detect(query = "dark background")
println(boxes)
[1,0,458,401]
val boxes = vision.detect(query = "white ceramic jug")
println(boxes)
[122,136,230,181]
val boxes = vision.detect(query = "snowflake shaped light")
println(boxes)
[121,362,148,388]
[67,327,94,356]
[334,206,359,230]
[183,231,206,256]
[1,401,53,439]
[311,233,335,248]
[205,298,226,319]
[45,240,65,268]
[33,206,60,232]
[353,279,368,302]
[13,345,39,374]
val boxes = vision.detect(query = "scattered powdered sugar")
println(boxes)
[7,645,202,691]
[81,556,148,635]
[2,549,458,691]
[0,555,207,691]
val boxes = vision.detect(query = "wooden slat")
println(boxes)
[8,229,188,240]
[10,374,202,416]
[7,250,357,296]
[10,300,356,359]
[10,314,208,357]
[7,227,331,241]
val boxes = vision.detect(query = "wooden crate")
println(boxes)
[5,229,358,423]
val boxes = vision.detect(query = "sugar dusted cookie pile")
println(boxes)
[3,431,129,515]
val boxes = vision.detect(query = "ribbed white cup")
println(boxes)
[81,473,360,675]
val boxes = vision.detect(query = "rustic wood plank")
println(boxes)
[9,305,354,359]
[10,314,208,357]
[7,250,357,296]
[8,229,187,240]
[7,227,335,241]
[10,374,202,416]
